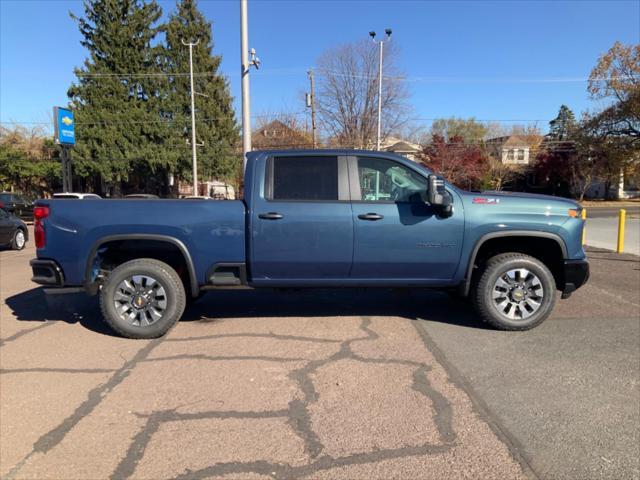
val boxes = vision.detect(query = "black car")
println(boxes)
[0,192,34,222]
[0,207,28,250]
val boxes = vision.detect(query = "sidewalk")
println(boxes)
[585,216,640,256]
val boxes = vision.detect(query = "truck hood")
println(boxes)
[476,190,579,207]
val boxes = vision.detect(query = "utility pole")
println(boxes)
[182,38,200,196]
[369,29,392,151]
[307,69,317,148]
[240,0,260,171]
[61,148,72,192]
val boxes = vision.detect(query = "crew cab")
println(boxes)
[30,150,589,338]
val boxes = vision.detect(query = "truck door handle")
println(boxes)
[358,213,384,221]
[258,212,284,220]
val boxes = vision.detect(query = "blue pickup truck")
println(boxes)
[31,150,589,338]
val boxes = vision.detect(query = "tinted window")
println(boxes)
[357,157,428,202]
[272,156,338,201]
[0,208,8,218]
[0,194,12,202]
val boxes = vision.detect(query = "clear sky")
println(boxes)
[1,0,638,134]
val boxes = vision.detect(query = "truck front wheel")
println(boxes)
[100,258,186,339]
[472,253,557,330]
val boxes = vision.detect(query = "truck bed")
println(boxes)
[35,199,246,286]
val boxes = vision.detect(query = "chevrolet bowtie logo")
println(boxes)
[61,116,73,126]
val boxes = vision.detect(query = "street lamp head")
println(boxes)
[369,31,376,39]
[385,28,392,37]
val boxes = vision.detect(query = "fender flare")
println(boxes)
[84,234,199,297]
[462,230,568,296]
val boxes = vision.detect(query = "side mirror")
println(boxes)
[428,174,445,205]
[428,174,453,217]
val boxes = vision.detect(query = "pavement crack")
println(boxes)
[170,442,452,480]
[412,318,540,480]
[166,332,342,344]
[411,366,456,444]
[286,399,324,460]
[0,367,116,375]
[2,338,164,480]
[0,322,54,348]
[114,408,291,479]
[142,353,306,363]
[133,408,290,422]
[110,412,162,480]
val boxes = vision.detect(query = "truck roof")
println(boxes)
[247,149,430,169]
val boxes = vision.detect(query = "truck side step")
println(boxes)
[206,263,248,287]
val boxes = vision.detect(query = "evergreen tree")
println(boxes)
[163,0,239,184]
[68,0,175,194]
[547,105,577,140]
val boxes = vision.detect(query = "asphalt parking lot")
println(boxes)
[1,232,638,480]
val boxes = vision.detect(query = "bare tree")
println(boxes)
[315,39,410,149]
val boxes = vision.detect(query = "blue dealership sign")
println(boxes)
[54,107,75,146]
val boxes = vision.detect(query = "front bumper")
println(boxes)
[30,259,65,287]
[562,259,589,296]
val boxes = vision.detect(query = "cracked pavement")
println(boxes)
[1,233,638,479]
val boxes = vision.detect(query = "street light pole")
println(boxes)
[376,40,383,151]
[182,38,200,196]
[240,0,250,171]
[369,29,392,151]
[307,68,317,148]
[240,0,259,171]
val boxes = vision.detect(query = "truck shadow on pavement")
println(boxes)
[4,287,489,338]
[4,287,118,337]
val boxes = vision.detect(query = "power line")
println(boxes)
[23,69,634,84]
[0,111,310,127]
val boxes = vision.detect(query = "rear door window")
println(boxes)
[271,156,339,201]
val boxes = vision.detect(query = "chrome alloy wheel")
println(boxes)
[114,275,168,326]
[15,230,25,249]
[492,268,544,320]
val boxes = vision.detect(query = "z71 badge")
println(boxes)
[472,197,500,204]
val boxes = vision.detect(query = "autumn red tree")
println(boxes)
[420,135,489,190]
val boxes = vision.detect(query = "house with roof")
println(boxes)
[380,137,422,161]
[252,120,312,150]
[485,135,537,165]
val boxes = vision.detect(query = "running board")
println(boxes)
[206,263,248,287]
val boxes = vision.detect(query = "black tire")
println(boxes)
[471,252,556,331]
[100,258,186,339]
[11,228,26,250]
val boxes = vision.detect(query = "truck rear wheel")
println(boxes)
[472,253,556,331]
[100,258,186,339]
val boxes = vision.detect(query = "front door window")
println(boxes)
[357,157,428,203]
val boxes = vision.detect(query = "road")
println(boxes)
[584,205,640,219]
[584,206,640,255]
[1,233,638,480]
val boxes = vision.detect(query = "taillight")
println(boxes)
[34,206,49,248]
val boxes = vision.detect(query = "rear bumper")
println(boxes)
[30,259,65,287]
[562,259,589,296]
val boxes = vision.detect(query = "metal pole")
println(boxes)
[308,69,317,148]
[617,209,626,253]
[66,148,73,192]
[376,40,383,151]
[241,0,251,170]
[61,147,73,192]
[183,40,199,196]
[61,148,67,192]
